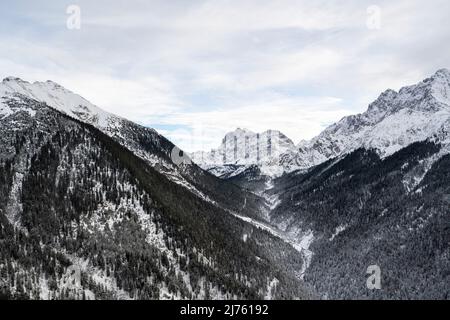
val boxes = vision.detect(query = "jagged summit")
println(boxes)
[393,68,450,109]
[2,77,67,90]
[191,128,295,167]
[279,69,450,171]
[0,79,309,301]
[3,69,450,179]
[433,67,450,77]
[2,76,27,83]
[235,127,251,133]
[0,76,117,129]
[190,128,296,177]
[192,69,450,177]
[366,68,450,115]
[0,76,266,210]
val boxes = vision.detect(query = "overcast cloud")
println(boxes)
[1,0,450,151]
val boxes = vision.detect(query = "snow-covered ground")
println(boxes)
[192,69,450,176]
[265,278,279,300]
[329,225,348,242]
[230,210,314,280]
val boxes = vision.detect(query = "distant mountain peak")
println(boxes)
[222,128,254,140]
[191,128,296,176]
[40,79,66,90]
[0,76,116,128]
[2,76,65,86]
[367,69,450,115]
[2,76,28,83]
[281,69,450,172]
[433,68,450,78]
[1,75,249,207]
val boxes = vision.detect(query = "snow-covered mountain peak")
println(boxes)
[370,88,398,106]
[192,70,450,177]
[395,68,450,109]
[2,76,28,83]
[364,69,450,119]
[0,76,117,128]
[234,127,252,134]
[222,127,254,141]
[37,79,68,91]
[221,128,293,144]
[281,69,450,172]
[433,67,450,79]
[191,128,296,176]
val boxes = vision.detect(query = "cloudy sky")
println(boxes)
[1,0,450,151]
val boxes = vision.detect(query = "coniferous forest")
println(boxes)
[0,97,311,300]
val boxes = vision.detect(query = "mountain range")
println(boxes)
[0,76,311,300]
[1,69,449,299]
[193,68,450,178]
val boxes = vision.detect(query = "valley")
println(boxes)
[1,69,450,299]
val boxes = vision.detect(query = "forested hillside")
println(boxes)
[270,141,450,299]
[0,96,312,300]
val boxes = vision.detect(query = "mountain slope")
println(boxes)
[2,69,449,300]
[269,141,450,299]
[0,77,266,221]
[281,69,450,171]
[191,128,295,178]
[0,95,311,299]
[191,70,450,178]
